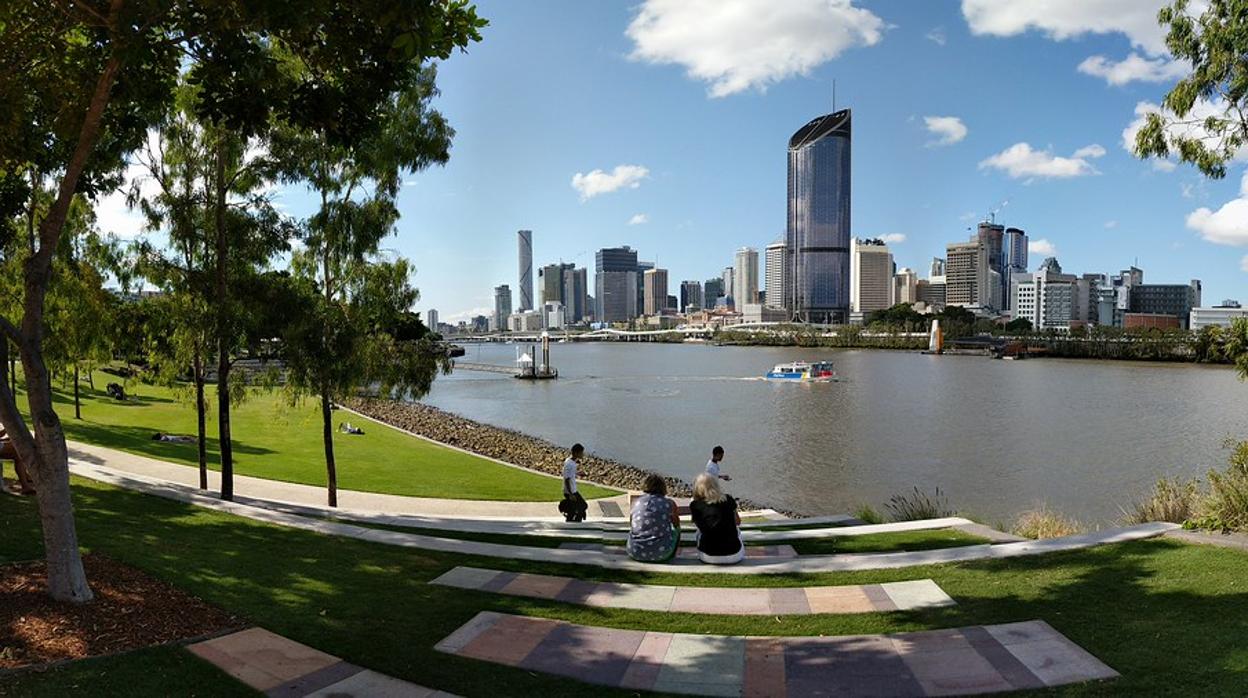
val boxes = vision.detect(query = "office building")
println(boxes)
[945,240,988,308]
[542,301,565,330]
[1011,260,1077,330]
[704,277,725,307]
[1005,227,1028,275]
[539,262,574,306]
[563,267,588,323]
[1124,313,1182,330]
[765,240,787,309]
[734,247,760,306]
[978,222,1005,308]
[1191,305,1248,330]
[1129,280,1202,328]
[507,310,542,333]
[635,260,654,316]
[917,279,945,309]
[787,109,851,323]
[850,238,894,315]
[680,280,704,313]
[595,246,639,323]
[894,268,918,305]
[493,284,512,331]
[742,304,789,324]
[643,268,669,316]
[426,309,439,333]
[930,257,946,278]
[721,267,735,306]
[517,230,533,311]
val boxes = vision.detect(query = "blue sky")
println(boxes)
[108,0,1248,321]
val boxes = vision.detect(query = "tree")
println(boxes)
[1004,317,1033,334]
[276,66,455,507]
[1134,0,1248,177]
[0,0,485,603]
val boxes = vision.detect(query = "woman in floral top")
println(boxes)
[626,474,681,562]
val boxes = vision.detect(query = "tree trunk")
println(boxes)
[213,137,234,501]
[73,364,80,420]
[321,389,337,508]
[193,348,207,490]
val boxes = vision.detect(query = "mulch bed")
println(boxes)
[0,554,244,671]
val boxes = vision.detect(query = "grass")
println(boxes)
[1013,506,1085,540]
[14,371,617,501]
[788,529,988,555]
[5,479,1248,695]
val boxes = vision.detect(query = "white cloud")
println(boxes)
[626,0,885,98]
[1186,171,1248,246]
[1241,254,1248,272]
[1122,99,1247,168]
[960,0,1170,54]
[445,306,493,323]
[1077,53,1187,85]
[1181,182,1195,198]
[1029,238,1058,256]
[1152,159,1177,172]
[959,211,978,221]
[979,142,1104,179]
[628,213,649,225]
[923,116,968,146]
[570,164,649,201]
[880,233,907,244]
[1104,220,1118,229]
[926,27,947,46]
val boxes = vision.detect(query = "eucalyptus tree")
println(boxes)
[0,0,484,602]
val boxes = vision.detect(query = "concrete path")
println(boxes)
[435,612,1118,696]
[1164,528,1248,552]
[189,627,454,697]
[432,566,955,615]
[69,459,1181,575]
[68,440,632,520]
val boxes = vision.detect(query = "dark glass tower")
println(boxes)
[786,109,851,324]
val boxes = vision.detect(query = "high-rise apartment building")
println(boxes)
[734,247,760,306]
[493,284,512,331]
[787,109,851,323]
[764,240,787,309]
[894,268,918,305]
[704,277,725,307]
[595,246,639,323]
[563,267,588,323]
[721,267,735,306]
[850,238,894,315]
[680,280,703,313]
[517,230,533,311]
[643,268,669,316]
[426,309,439,332]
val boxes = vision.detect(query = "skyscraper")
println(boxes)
[595,246,639,323]
[517,230,533,311]
[977,222,1005,311]
[493,284,512,331]
[636,260,654,316]
[787,109,851,324]
[721,267,735,306]
[734,247,760,306]
[643,268,668,316]
[704,277,725,307]
[1005,227,1028,275]
[563,267,588,323]
[849,238,894,315]
[680,280,703,313]
[764,240,787,309]
[894,268,918,305]
[945,240,988,308]
[930,257,946,278]
[427,309,439,332]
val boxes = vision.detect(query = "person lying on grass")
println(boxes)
[626,474,681,563]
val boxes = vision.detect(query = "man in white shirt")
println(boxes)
[561,443,587,522]
[705,445,731,481]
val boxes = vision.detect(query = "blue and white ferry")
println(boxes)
[765,360,836,382]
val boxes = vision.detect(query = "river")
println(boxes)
[419,342,1247,524]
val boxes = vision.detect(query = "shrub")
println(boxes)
[1121,476,1200,525]
[1193,467,1248,532]
[885,487,954,522]
[854,505,884,525]
[1012,506,1083,540]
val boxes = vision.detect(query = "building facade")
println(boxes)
[1191,305,1248,330]
[734,247,760,306]
[493,284,512,331]
[894,268,918,305]
[517,230,533,311]
[704,277,725,308]
[643,268,669,316]
[680,280,703,313]
[787,109,851,324]
[426,309,439,333]
[595,246,639,323]
[945,240,986,308]
[849,238,894,315]
[764,240,787,309]
[563,267,588,323]
[721,266,735,307]
[1129,281,1202,329]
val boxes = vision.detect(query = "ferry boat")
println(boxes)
[765,360,836,382]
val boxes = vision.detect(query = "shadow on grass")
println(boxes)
[62,421,275,464]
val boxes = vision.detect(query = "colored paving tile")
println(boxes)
[188,628,454,697]
[430,566,955,615]
[435,613,1118,697]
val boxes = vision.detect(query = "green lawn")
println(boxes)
[15,371,617,501]
[788,528,989,555]
[5,479,1248,696]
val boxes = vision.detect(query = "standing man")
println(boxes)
[705,445,732,482]
[561,443,588,522]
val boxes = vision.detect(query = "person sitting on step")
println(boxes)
[690,473,743,565]
[626,474,681,563]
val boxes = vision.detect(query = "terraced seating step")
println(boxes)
[432,566,955,615]
[435,612,1117,696]
[557,542,800,559]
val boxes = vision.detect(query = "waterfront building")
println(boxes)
[595,246,639,323]
[850,238,894,315]
[1010,261,1077,330]
[721,266,735,306]
[765,240,787,310]
[427,309,439,333]
[704,277,725,308]
[539,262,574,306]
[470,315,489,333]
[643,268,669,316]
[680,280,704,313]
[916,279,945,309]
[1191,305,1248,330]
[507,310,543,332]
[945,240,988,309]
[1124,312,1182,330]
[894,268,918,305]
[542,301,565,330]
[1129,280,1202,329]
[563,267,588,324]
[493,284,512,332]
[741,304,789,324]
[787,109,851,324]
[735,247,760,305]
[517,230,533,311]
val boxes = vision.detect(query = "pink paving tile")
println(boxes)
[742,638,786,698]
[518,621,647,686]
[902,647,1012,696]
[189,628,339,691]
[669,587,772,615]
[620,631,675,691]
[433,611,502,654]
[458,614,558,665]
[766,587,811,615]
[890,628,974,656]
[804,586,876,615]
[501,572,572,601]
[1003,638,1119,686]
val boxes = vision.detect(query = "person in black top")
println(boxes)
[689,473,744,564]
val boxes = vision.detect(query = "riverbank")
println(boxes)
[344,396,773,512]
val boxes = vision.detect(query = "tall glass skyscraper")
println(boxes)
[786,109,851,324]
[517,230,533,311]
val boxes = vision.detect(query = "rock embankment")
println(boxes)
[344,397,771,512]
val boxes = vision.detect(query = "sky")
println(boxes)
[99,0,1248,322]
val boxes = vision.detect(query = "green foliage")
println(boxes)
[853,504,885,525]
[884,486,954,522]
[1003,317,1033,334]
[866,303,926,330]
[1134,0,1248,177]
[1224,317,1248,380]
[1122,476,1201,525]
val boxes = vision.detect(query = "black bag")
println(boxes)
[559,494,587,522]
